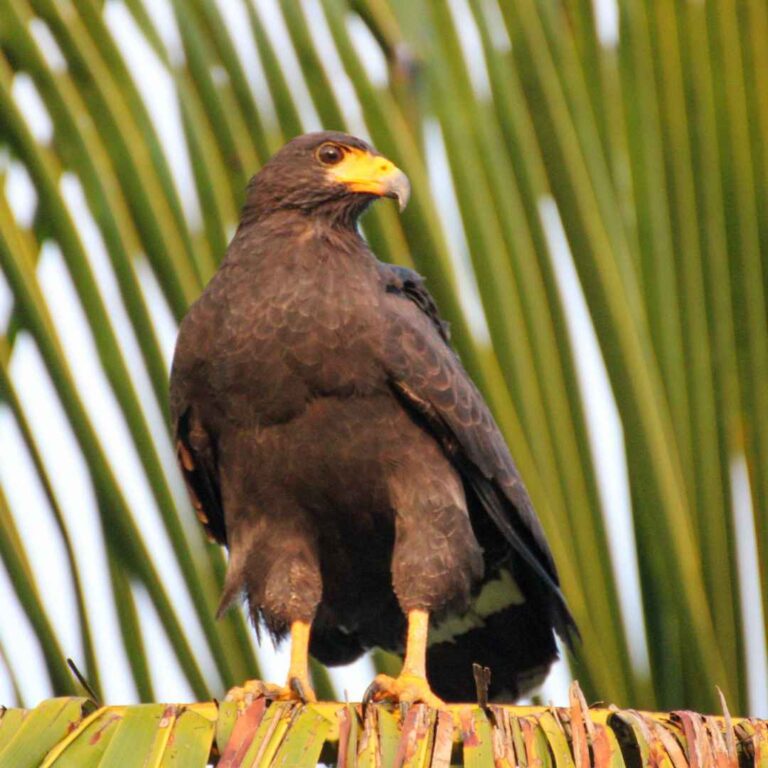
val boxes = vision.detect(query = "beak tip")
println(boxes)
[390,171,411,213]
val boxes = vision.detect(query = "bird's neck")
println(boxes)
[229,213,374,271]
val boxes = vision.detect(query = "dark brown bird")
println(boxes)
[170,131,576,706]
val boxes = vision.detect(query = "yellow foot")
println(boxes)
[225,675,317,706]
[364,673,446,710]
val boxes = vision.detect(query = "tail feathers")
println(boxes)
[426,600,560,703]
[310,626,366,667]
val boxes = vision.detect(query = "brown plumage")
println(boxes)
[170,131,576,703]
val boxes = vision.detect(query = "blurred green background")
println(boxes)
[0,0,766,717]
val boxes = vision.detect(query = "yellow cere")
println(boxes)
[325,147,407,201]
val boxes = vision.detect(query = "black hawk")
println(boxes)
[170,132,576,706]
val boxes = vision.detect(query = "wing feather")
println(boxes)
[380,265,576,643]
[173,405,227,546]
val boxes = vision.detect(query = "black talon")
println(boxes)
[256,683,274,701]
[362,680,379,708]
[289,676,307,703]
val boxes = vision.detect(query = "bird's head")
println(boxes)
[241,131,410,227]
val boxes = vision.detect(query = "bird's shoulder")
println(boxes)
[377,263,451,345]
[375,263,501,473]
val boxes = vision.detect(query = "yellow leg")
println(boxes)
[285,619,316,702]
[365,609,446,709]
[402,609,429,677]
[226,619,317,705]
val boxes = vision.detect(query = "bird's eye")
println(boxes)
[317,143,344,166]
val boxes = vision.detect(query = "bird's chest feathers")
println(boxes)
[280,268,382,387]
[232,241,386,403]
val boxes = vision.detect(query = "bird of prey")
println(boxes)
[170,131,576,707]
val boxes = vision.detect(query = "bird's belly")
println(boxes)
[253,393,405,514]
[249,393,412,613]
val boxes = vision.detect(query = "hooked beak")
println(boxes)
[326,149,411,212]
[382,170,411,212]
